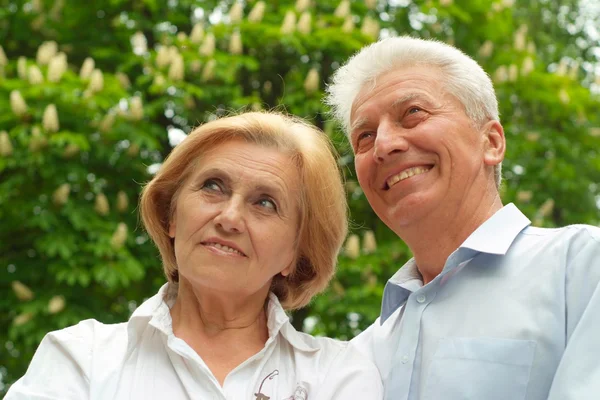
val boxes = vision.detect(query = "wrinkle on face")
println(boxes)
[349,66,491,233]
[168,140,302,302]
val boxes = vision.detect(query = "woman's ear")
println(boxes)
[482,120,506,167]
[281,263,293,277]
[280,255,298,277]
[168,218,176,238]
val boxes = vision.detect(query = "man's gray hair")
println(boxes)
[325,36,502,186]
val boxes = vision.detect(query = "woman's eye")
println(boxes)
[257,198,277,211]
[201,179,222,192]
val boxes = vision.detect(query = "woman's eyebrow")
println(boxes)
[252,182,286,200]
[196,169,287,199]
[192,167,230,184]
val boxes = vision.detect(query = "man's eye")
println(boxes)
[353,131,376,152]
[357,131,375,143]
[407,106,422,115]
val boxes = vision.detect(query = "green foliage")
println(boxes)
[1,0,599,394]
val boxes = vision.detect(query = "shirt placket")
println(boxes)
[386,283,437,400]
[166,335,226,399]
[386,249,475,400]
[222,334,280,399]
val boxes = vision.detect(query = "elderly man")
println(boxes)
[326,36,600,400]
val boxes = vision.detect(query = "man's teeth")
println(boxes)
[387,166,430,188]
[206,242,243,255]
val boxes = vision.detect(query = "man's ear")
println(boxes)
[482,120,505,167]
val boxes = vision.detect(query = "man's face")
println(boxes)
[349,66,495,234]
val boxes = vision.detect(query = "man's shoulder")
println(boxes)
[522,223,600,238]
[513,223,600,270]
[519,223,600,247]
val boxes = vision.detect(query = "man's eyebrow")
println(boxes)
[350,117,369,134]
[391,93,424,109]
[351,93,438,133]
[350,92,442,138]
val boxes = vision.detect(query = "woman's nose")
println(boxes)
[214,198,246,233]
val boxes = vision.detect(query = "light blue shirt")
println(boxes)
[352,203,600,400]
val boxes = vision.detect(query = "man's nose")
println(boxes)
[373,122,409,164]
[214,198,246,233]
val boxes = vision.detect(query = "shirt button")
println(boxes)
[401,355,409,364]
[416,294,426,303]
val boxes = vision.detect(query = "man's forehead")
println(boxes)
[351,66,443,106]
[350,87,439,130]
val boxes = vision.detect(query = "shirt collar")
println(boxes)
[125,283,173,353]
[380,259,422,324]
[380,203,531,323]
[459,203,531,255]
[126,284,319,353]
[265,292,320,352]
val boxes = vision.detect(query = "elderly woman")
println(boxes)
[6,112,382,399]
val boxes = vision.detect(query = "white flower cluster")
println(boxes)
[344,231,377,259]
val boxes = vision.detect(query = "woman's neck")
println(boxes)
[169,278,270,385]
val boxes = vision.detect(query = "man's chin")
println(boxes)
[377,197,437,231]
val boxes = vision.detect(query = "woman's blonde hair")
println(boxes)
[140,112,347,310]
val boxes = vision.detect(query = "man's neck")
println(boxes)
[400,194,503,285]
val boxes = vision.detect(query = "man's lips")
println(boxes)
[382,164,433,190]
[200,238,247,257]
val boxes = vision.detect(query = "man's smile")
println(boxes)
[384,165,433,190]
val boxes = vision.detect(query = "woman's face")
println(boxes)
[169,140,301,300]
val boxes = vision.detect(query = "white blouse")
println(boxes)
[6,284,383,399]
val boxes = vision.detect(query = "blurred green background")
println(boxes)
[1,0,600,393]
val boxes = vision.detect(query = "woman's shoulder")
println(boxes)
[48,317,126,338]
[296,332,379,372]
[276,321,377,367]
[282,325,347,352]
[38,285,169,359]
[32,318,129,371]
[5,319,129,399]
[268,295,379,374]
[49,318,129,349]
[277,326,383,399]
